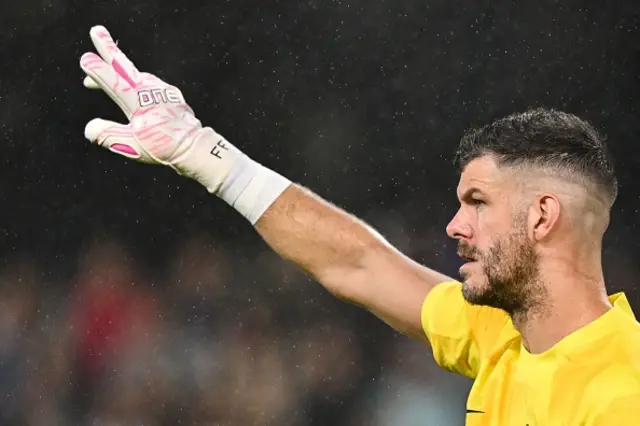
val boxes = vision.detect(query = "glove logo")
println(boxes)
[211,138,229,159]
[138,88,182,107]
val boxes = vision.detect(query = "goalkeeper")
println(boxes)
[80,26,640,425]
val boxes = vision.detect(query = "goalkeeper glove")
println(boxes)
[80,25,290,224]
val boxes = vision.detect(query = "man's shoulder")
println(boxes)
[606,309,640,362]
[570,319,640,402]
[578,359,640,421]
[589,299,640,366]
[584,354,640,401]
[589,324,640,380]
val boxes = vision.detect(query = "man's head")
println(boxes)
[447,108,617,316]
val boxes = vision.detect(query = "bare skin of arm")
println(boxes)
[255,184,454,340]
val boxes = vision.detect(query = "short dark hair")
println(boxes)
[454,108,618,203]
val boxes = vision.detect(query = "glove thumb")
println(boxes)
[84,118,149,161]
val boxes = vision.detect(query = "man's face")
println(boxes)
[446,156,540,315]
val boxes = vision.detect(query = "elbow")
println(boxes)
[315,240,392,303]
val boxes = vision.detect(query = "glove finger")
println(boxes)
[80,52,138,118]
[89,26,141,89]
[85,118,151,162]
[83,75,100,90]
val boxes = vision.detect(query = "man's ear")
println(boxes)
[529,194,561,241]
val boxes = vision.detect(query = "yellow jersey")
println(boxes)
[421,281,640,425]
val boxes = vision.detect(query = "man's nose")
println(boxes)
[446,209,472,241]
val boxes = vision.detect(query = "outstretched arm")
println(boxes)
[256,185,452,338]
[79,25,454,340]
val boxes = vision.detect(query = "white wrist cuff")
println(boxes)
[218,155,291,225]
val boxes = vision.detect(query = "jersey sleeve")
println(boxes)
[421,281,516,378]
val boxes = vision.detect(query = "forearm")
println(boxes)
[254,184,451,337]
[255,184,386,296]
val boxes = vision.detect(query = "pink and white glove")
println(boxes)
[81,25,290,224]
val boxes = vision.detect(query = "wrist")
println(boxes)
[171,127,291,224]
[218,155,291,224]
[170,127,243,193]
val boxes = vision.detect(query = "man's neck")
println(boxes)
[513,272,612,354]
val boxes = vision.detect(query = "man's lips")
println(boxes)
[458,253,477,262]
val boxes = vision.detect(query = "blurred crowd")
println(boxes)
[2,214,638,426]
[0,227,475,426]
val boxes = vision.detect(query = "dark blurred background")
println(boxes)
[0,1,638,425]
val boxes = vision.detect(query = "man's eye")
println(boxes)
[471,198,485,206]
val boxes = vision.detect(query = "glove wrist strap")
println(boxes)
[218,154,291,225]
[172,127,291,224]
